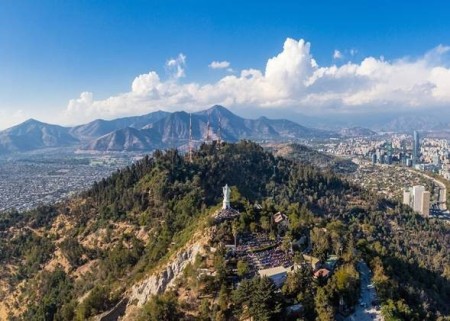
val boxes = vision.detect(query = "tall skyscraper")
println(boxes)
[386,141,393,156]
[372,153,377,165]
[421,191,430,217]
[403,190,411,206]
[412,185,425,213]
[413,130,420,164]
[407,185,430,216]
[433,154,441,166]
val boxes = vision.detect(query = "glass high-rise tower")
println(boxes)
[413,130,420,164]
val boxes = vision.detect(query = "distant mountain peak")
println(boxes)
[202,105,235,115]
[23,118,40,123]
[17,118,48,127]
[0,118,78,153]
[7,118,67,132]
[171,110,190,117]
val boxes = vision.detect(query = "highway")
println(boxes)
[345,261,383,321]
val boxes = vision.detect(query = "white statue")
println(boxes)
[222,184,231,209]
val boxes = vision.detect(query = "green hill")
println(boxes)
[0,141,448,321]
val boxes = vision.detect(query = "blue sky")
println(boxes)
[1,0,450,128]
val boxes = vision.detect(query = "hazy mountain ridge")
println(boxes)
[300,112,450,132]
[89,106,338,151]
[0,106,336,154]
[270,143,359,174]
[378,116,450,132]
[69,111,169,141]
[85,127,162,151]
[338,127,377,137]
[0,119,79,153]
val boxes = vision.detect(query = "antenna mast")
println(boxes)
[218,115,222,146]
[206,112,211,144]
[170,116,175,174]
[189,113,193,162]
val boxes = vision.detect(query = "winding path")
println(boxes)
[345,261,383,321]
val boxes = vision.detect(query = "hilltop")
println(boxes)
[0,141,448,321]
[0,119,79,154]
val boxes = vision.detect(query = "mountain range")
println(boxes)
[0,105,340,154]
[295,111,450,133]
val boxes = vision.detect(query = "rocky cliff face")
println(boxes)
[118,242,203,320]
[130,243,202,305]
[94,242,204,321]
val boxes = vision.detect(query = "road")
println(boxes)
[345,261,383,321]
[416,171,448,212]
[411,170,450,223]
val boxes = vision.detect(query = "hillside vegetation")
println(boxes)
[0,141,448,321]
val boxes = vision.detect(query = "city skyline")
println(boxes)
[1,1,450,129]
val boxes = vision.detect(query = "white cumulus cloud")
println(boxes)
[62,38,450,124]
[166,53,186,79]
[333,50,343,59]
[209,60,231,69]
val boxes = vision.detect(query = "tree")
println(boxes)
[237,260,249,277]
[232,279,253,316]
[371,256,391,300]
[76,285,115,320]
[251,277,282,321]
[233,277,282,321]
[139,292,182,321]
[342,232,355,262]
[198,299,211,321]
[310,227,329,262]
[281,234,292,255]
[218,284,229,311]
[294,252,305,265]
[232,220,239,247]
[315,287,334,321]
[330,264,360,307]
[214,245,227,283]
[285,266,314,296]
[260,216,271,232]
[381,299,416,321]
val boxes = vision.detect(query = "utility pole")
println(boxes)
[206,112,211,144]
[170,116,175,174]
[272,165,276,200]
[217,115,222,148]
[189,113,193,163]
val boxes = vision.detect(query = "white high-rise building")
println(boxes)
[421,191,430,217]
[412,185,425,213]
[405,185,430,217]
[403,190,411,206]
[413,131,420,165]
